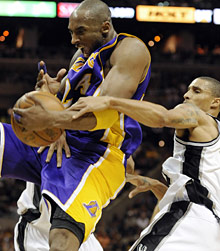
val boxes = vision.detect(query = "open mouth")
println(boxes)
[76,46,90,58]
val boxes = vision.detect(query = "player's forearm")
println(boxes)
[151,180,168,201]
[109,97,168,128]
[149,203,160,223]
[47,110,96,130]
[149,182,168,222]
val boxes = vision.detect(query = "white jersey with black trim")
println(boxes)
[160,116,220,218]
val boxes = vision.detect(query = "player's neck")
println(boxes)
[105,29,117,44]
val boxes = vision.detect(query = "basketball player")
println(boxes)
[70,77,220,250]
[0,0,151,250]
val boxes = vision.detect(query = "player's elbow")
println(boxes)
[156,118,167,128]
[146,112,167,128]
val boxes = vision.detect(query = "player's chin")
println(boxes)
[82,50,90,58]
[83,47,94,58]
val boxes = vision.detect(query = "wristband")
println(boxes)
[90,109,119,131]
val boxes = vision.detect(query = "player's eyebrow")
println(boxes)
[68,26,86,34]
[192,86,201,91]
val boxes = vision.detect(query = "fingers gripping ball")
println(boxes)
[11,91,64,147]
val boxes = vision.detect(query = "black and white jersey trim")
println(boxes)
[17,185,42,251]
[183,145,220,221]
[175,133,220,147]
[130,201,191,251]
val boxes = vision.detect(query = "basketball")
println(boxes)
[11,91,64,147]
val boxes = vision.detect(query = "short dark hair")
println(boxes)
[77,0,111,24]
[199,77,220,97]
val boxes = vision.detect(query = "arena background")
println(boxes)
[0,0,220,250]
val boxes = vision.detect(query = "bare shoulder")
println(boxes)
[111,36,151,65]
[174,103,218,140]
[174,102,210,124]
[174,103,202,116]
[120,36,149,52]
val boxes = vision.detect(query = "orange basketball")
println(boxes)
[11,91,64,147]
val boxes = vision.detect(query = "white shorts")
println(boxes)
[14,182,103,251]
[14,218,103,251]
[14,217,50,251]
[129,201,220,251]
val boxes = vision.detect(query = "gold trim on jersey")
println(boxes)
[87,52,99,68]
[71,56,85,72]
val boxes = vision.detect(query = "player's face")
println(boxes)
[183,78,215,112]
[68,12,105,58]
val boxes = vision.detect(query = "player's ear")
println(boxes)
[101,21,111,37]
[211,97,220,109]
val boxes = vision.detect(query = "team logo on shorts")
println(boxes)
[83,200,99,218]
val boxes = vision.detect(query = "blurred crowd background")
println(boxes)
[0,0,220,250]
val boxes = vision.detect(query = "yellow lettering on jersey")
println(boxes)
[87,52,99,69]
[62,78,73,108]
[72,57,85,72]
[74,74,92,95]
[80,74,92,95]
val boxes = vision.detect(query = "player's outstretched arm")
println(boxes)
[72,96,201,130]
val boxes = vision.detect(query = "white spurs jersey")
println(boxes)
[160,116,220,219]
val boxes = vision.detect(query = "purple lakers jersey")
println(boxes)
[57,33,151,157]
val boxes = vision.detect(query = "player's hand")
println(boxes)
[126,174,156,199]
[38,131,71,168]
[127,174,168,200]
[13,94,50,130]
[35,61,66,95]
[69,96,111,119]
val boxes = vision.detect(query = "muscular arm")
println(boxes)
[108,98,200,129]
[100,37,150,98]
[72,96,202,131]
[31,88,203,132]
